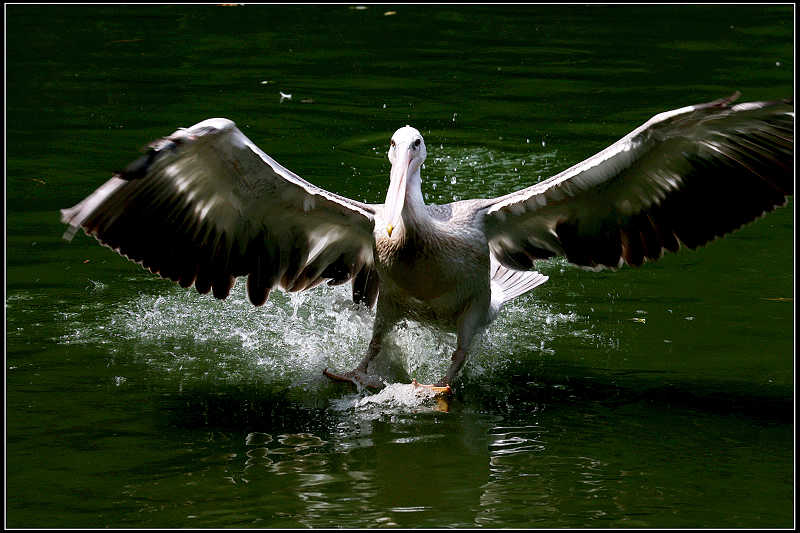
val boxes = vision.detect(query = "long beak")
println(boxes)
[384,146,412,237]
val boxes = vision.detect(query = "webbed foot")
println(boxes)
[323,368,385,391]
[411,379,452,397]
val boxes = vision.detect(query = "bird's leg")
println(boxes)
[438,347,469,387]
[323,309,389,390]
[414,300,485,396]
[412,347,466,396]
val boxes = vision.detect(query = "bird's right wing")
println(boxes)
[61,118,379,307]
[479,94,793,271]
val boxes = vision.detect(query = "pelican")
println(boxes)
[61,93,793,395]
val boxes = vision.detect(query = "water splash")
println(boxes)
[56,280,452,384]
[55,265,613,403]
[330,383,442,416]
[424,145,559,203]
[101,281,376,383]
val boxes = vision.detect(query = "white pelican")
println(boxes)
[61,93,793,395]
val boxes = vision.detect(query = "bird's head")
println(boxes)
[388,125,427,168]
[384,126,426,237]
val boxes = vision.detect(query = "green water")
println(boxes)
[6,4,794,528]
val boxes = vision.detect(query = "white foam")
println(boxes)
[55,269,609,400]
[330,382,441,415]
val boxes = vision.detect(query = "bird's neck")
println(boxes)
[398,168,429,234]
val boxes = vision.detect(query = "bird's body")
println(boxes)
[61,93,794,394]
[374,204,489,326]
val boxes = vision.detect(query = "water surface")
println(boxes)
[6,4,794,528]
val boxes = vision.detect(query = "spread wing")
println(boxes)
[481,93,794,271]
[61,118,379,307]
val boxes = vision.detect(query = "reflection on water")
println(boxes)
[85,394,793,528]
[475,406,794,528]
[108,408,491,527]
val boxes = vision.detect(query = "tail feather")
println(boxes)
[490,255,548,309]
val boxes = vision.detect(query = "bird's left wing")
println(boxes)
[61,118,378,306]
[480,94,793,271]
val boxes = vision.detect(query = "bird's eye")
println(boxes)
[390,139,396,148]
[414,139,421,148]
